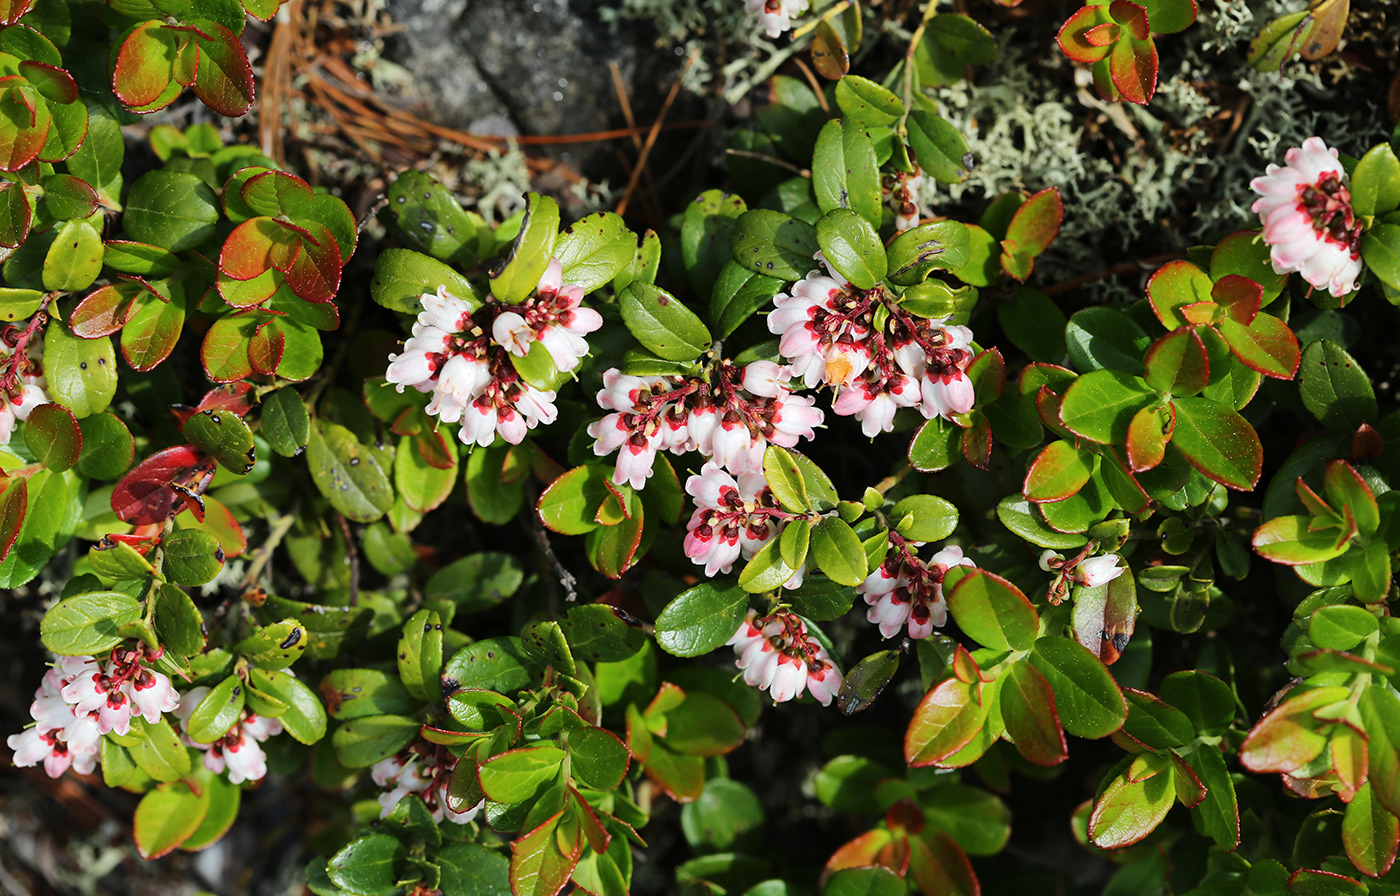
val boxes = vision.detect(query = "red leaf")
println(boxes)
[1126,403,1173,472]
[219,217,299,281]
[282,222,343,303]
[960,413,993,470]
[191,21,254,117]
[18,61,76,105]
[1109,34,1158,105]
[71,284,141,338]
[1056,5,1112,63]
[999,661,1069,766]
[111,445,215,526]
[248,319,285,375]
[1085,22,1120,47]
[1211,274,1263,324]
[195,382,256,418]
[1109,0,1150,39]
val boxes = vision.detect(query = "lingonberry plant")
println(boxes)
[7,0,1400,894]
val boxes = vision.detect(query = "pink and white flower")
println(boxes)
[370,744,483,825]
[0,320,48,446]
[175,687,282,785]
[1074,554,1125,588]
[1251,137,1363,298]
[746,0,809,39]
[727,610,842,705]
[387,258,597,448]
[860,541,976,640]
[683,462,783,576]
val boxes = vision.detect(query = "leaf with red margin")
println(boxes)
[1098,447,1150,515]
[220,217,299,281]
[999,661,1068,766]
[1004,187,1063,259]
[0,0,34,25]
[1217,312,1300,379]
[1109,33,1157,105]
[71,283,142,337]
[18,61,76,105]
[1109,0,1150,39]
[111,23,178,108]
[825,829,901,877]
[283,222,343,303]
[0,476,26,564]
[960,413,992,471]
[1286,870,1368,894]
[1212,274,1262,323]
[1024,439,1093,503]
[1126,403,1173,472]
[1252,514,1351,565]
[1211,230,1287,303]
[0,84,48,172]
[172,36,198,88]
[217,268,281,308]
[1088,763,1174,848]
[242,170,314,218]
[1147,260,1213,329]
[1085,23,1120,46]
[24,403,81,472]
[1057,5,1112,63]
[1238,686,1347,773]
[121,290,186,372]
[248,319,285,375]
[1138,0,1198,34]
[1343,782,1400,878]
[1144,327,1209,396]
[201,314,257,383]
[0,179,30,247]
[509,809,580,896]
[909,831,978,896]
[191,21,254,117]
[904,676,986,768]
[180,495,247,558]
[1169,753,1206,808]
[1170,396,1261,490]
[112,444,215,526]
[1323,459,1379,537]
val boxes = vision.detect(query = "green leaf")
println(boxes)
[39,590,141,655]
[1171,396,1262,490]
[787,577,854,622]
[619,281,711,362]
[946,569,1038,651]
[133,781,209,859]
[122,170,220,251]
[889,494,958,542]
[812,118,881,226]
[183,407,256,476]
[558,604,645,662]
[999,660,1068,766]
[1352,143,1400,217]
[370,247,478,314]
[425,551,523,614]
[233,618,309,670]
[906,110,973,184]
[556,210,634,294]
[442,636,539,693]
[680,190,746,299]
[655,581,749,658]
[385,169,478,265]
[996,495,1088,549]
[260,388,310,458]
[567,725,630,791]
[1089,764,1174,848]
[1028,636,1126,738]
[810,516,867,587]
[128,716,192,782]
[42,322,117,418]
[681,778,764,850]
[478,744,566,803]
[186,675,246,744]
[331,714,421,768]
[730,209,820,282]
[23,402,81,472]
[398,608,444,702]
[75,412,134,480]
[1160,670,1234,737]
[306,421,394,523]
[823,867,906,896]
[537,464,612,535]
[328,833,405,896]
[1363,223,1400,290]
[154,583,205,657]
[886,220,970,285]
[1059,369,1154,445]
[161,528,225,586]
[437,842,511,896]
[1024,439,1093,502]
[710,261,782,341]
[520,618,575,675]
[916,14,997,86]
[833,75,903,128]
[42,219,102,292]
[490,191,559,303]
[1299,339,1376,429]
[1252,514,1350,565]
[1309,604,1379,651]
[763,446,808,511]
[1341,782,1399,878]
[322,668,419,720]
[1122,688,1195,750]
[1065,306,1151,374]
[815,208,886,289]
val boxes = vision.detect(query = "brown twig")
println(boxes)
[1042,252,1177,296]
[616,48,700,216]
[335,512,360,607]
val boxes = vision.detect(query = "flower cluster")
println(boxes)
[0,318,48,446]
[884,170,926,233]
[371,745,482,824]
[1040,549,1126,603]
[385,259,600,448]
[1251,137,1362,299]
[768,255,976,437]
[682,462,806,585]
[746,0,808,39]
[588,359,822,490]
[859,541,977,639]
[175,686,282,785]
[727,610,841,705]
[8,645,180,778]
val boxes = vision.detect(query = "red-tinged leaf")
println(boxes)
[1126,403,1173,472]
[1217,313,1299,379]
[1024,439,1093,503]
[509,811,579,896]
[191,22,254,117]
[172,38,198,88]
[195,382,256,418]
[570,787,611,855]
[1088,765,1174,848]
[909,832,978,896]
[1004,187,1063,259]
[1170,396,1261,490]
[1085,22,1120,46]
[217,268,280,308]
[248,319,285,376]
[999,661,1068,766]
[1296,477,1337,520]
[0,0,34,25]
[968,347,1006,403]
[219,217,298,280]
[825,829,897,875]
[415,427,455,470]
[178,494,246,558]
[1035,385,1075,438]
[1147,260,1214,330]
[242,169,314,218]
[1212,274,1262,323]
[112,444,215,526]
[1144,327,1209,396]
[1057,5,1112,63]
[201,315,257,383]
[283,223,343,303]
[1343,783,1400,878]
[905,677,987,768]
[586,506,643,579]
[71,284,141,338]
[1286,869,1368,896]
[1252,514,1351,565]
[1323,460,1380,537]
[1180,301,1222,326]
[23,403,81,472]
[0,476,26,564]
[1169,753,1206,808]
[1109,0,1150,39]
[18,61,76,105]
[1072,566,1137,664]
[0,88,48,171]
[1098,447,1150,515]
[1332,722,1369,797]
[1353,423,1385,463]
[121,292,185,372]
[1238,686,1348,774]
[960,413,992,470]
[0,179,30,248]
[1109,34,1157,105]
[112,23,177,108]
